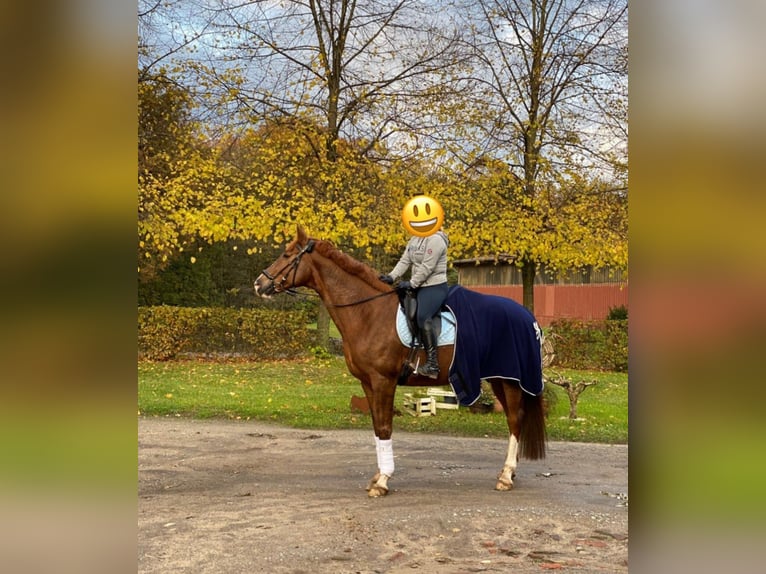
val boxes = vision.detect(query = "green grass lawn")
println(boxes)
[543,368,628,443]
[138,356,627,443]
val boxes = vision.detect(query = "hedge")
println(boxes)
[547,318,628,372]
[138,306,315,361]
[138,306,627,372]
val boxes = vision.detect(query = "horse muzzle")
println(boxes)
[254,275,276,298]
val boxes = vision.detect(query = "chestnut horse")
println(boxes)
[254,226,546,497]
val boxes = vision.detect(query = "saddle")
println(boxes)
[397,289,442,346]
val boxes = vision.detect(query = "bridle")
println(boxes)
[259,240,316,296]
[259,239,398,307]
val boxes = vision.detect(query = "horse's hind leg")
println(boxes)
[490,378,523,491]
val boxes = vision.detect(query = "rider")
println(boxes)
[379,196,449,379]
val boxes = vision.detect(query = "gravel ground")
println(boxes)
[138,417,628,573]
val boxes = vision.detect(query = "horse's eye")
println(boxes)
[282,253,290,258]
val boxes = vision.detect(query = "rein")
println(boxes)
[327,289,397,308]
[282,285,397,308]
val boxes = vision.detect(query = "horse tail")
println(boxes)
[519,390,547,460]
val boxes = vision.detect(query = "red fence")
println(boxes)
[464,284,628,327]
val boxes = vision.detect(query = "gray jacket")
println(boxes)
[389,230,449,288]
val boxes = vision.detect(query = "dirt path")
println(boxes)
[138,417,628,573]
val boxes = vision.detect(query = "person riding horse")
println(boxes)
[379,196,449,379]
[255,225,546,496]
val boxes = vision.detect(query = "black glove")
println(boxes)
[379,274,394,285]
[397,280,412,291]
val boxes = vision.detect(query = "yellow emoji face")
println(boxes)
[401,195,444,237]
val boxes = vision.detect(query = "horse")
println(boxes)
[254,226,546,497]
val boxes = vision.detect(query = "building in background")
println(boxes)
[452,256,627,327]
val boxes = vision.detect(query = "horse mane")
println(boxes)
[313,239,390,293]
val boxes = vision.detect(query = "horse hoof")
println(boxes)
[367,473,390,496]
[367,485,389,497]
[495,479,514,491]
[366,473,381,491]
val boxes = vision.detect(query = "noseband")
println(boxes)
[260,240,315,295]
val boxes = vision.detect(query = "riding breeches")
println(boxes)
[415,282,449,328]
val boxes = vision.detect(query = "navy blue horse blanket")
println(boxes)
[445,286,544,406]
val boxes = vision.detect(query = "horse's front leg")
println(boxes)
[365,437,392,497]
[363,375,397,497]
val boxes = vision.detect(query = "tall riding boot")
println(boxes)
[417,320,440,379]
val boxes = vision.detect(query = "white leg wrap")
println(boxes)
[374,435,381,469]
[377,438,395,476]
[494,434,519,490]
[503,434,519,475]
[505,434,519,466]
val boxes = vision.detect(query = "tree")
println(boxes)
[544,371,597,420]
[138,67,200,277]
[137,78,410,306]
[189,0,465,158]
[138,67,277,280]
[137,0,628,328]
[452,0,628,312]
[173,0,467,346]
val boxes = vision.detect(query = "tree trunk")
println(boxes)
[316,303,331,351]
[521,258,536,314]
[567,391,579,419]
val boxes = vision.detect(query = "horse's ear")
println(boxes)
[296,225,308,243]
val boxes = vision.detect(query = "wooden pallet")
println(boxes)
[427,387,460,410]
[402,394,436,417]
